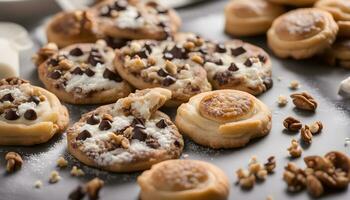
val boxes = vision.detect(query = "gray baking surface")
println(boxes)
[1,1,350,200]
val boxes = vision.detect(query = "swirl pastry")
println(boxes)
[267,0,318,7]
[67,88,184,172]
[114,33,212,106]
[90,0,181,40]
[225,0,285,36]
[46,10,99,48]
[36,40,132,104]
[315,0,350,37]
[175,90,271,149]
[326,38,350,68]
[267,8,338,59]
[0,78,69,145]
[137,159,230,200]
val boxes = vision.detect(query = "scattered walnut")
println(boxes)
[32,42,58,66]
[126,56,146,72]
[277,95,288,107]
[289,80,300,90]
[287,139,302,158]
[256,169,268,180]
[183,41,195,50]
[264,156,276,173]
[290,92,318,111]
[68,178,104,200]
[283,162,307,192]
[283,117,302,132]
[56,156,68,168]
[306,175,324,197]
[194,38,204,47]
[5,152,23,173]
[110,134,130,149]
[239,174,256,189]
[309,121,323,135]
[165,60,177,75]
[301,125,312,144]
[49,170,61,183]
[59,59,73,70]
[102,113,113,121]
[191,55,204,65]
[71,166,85,177]
[34,180,43,189]
[147,56,156,66]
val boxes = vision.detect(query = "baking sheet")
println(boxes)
[1,1,350,200]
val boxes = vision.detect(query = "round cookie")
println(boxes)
[175,90,272,149]
[225,0,285,37]
[36,40,132,105]
[138,160,230,200]
[114,33,212,106]
[67,88,184,172]
[315,0,350,37]
[204,40,272,95]
[46,10,99,48]
[267,8,338,59]
[267,0,318,7]
[0,77,69,146]
[90,0,181,40]
[325,38,350,68]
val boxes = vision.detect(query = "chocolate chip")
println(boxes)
[0,93,14,102]
[99,120,112,131]
[87,114,100,125]
[146,138,160,149]
[213,71,231,85]
[4,109,20,120]
[162,76,176,86]
[100,5,112,17]
[68,186,85,200]
[104,37,129,49]
[85,68,95,77]
[258,54,267,63]
[216,44,227,53]
[76,130,92,141]
[132,127,147,141]
[156,119,167,129]
[157,68,168,77]
[103,69,122,82]
[29,96,41,105]
[231,47,246,57]
[71,67,84,75]
[263,77,273,90]
[50,70,62,79]
[69,47,84,57]
[114,0,128,11]
[228,63,239,71]
[131,118,145,127]
[163,45,187,60]
[144,42,153,54]
[244,58,253,67]
[47,58,59,66]
[88,51,103,66]
[209,59,223,65]
[134,50,148,59]
[24,109,37,120]
[174,140,181,147]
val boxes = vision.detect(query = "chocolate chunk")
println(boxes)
[104,37,129,49]
[76,130,92,141]
[88,51,103,66]
[134,50,148,59]
[157,68,168,77]
[132,127,147,141]
[24,109,37,120]
[131,118,145,127]
[68,186,85,200]
[263,77,273,90]
[174,140,181,147]
[50,70,62,79]
[213,71,231,85]
[228,63,239,71]
[4,109,20,120]
[0,93,14,102]
[156,6,169,14]
[146,138,160,149]
[114,0,128,11]
[103,69,122,82]
[216,44,227,53]
[100,5,112,17]
[29,96,41,105]
[162,76,176,86]
[231,47,246,57]
[244,58,253,67]
[87,114,100,125]
[85,68,95,77]
[144,42,153,54]
[47,58,59,66]
[258,54,267,63]
[163,45,187,60]
[212,59,223,65]
[156,119,167,129]
[69,47,84,57]
[199,48,208,55]
[71,67,84,75]
[99,120,112,131]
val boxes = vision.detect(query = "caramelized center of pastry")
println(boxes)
[199,92,254,122]
[275,10,325,41]
[151,161,209,191]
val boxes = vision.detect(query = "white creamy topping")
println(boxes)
[17,102,36,115]
[116,6,145,29]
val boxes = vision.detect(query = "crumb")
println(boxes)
[182,154,189,159]
[289,80,300,90]
[34,180,42,189]
[49,171,61,184]
[56,156,68,168]
[277,95,288,107]
[71,166,85,177]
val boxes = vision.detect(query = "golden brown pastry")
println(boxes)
[325,38,350,68]
[225,0,285,36]
[268,0,318,7]
[0,78,69,145]
[175,90,271,149]
[137,159,230,200]
[267,8,338,59]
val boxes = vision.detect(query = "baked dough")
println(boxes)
[315,0,350,37]
[67,88,184,172]
[114,33,212,106]
[204,40,273,95]
[267,0,318,7]
[90,0,181,40]
[225,0,285,36]
[267,8,338,59]
[137,159,230,200]
[0,77,69,145]
[36,40,132,105]
[325,38,350,68]
[175,90,271,149]
[46,10,99,48]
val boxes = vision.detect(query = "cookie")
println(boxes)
[35,40,132,105]
[267,0,317,7]
[0,77,69,145]
[137,159,230,200]
[90,0,181,40]
[225,0,285,37]
[46,10,99,48]
[114,33,212,106]
[175,90,272,149]
[267,8,338,59]
[204,40,273,95]
[67,88,184,172]
[315,0,350,37]
[325,38,350,68]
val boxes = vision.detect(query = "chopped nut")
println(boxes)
[283,162,307,192]
[301,125,312,144]
[126,56,146,72]
[256,169,268,180]
[71,166,85,177]
[165,60,177,75]
[49,170,61,183]
[289,80,300,90]
[287,139,302,158]
[32,43,58,66]
[264,156,276,173]
[309,121,323,134]
[5,152,23,172]
[306,175,324,197]
[239,174,256,189]
[191,55,204,65]
[110,134,130,149]
[56,156,68,168]
[68,178,104,200]
[277,95,288,107]
[283,117,302,132]
[194,38,204,46]
[236,168,250,179]
[183,41,195,50]
[147,56,156,66]
[34,180,43,189]
[59,59,73,70]
[290,92,318,111]
[102,113,113,121]
[249,163,263,175]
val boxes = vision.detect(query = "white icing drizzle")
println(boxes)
[116,6,145,29]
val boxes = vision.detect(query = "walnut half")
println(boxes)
[5,152,23,173]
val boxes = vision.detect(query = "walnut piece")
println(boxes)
[283,117,302,132]
[32,43,58,67]
[68,178,104,200]
[283,162,307,192]
[287,139,302,158]
[71,166,85,177]
[309,121,323,134]
[301,125,312,144]
[5,152,23,173]
[289,80,300,90]
[56,156,68,168]
[264,156,276,173]
[49,171,61,183]
[277,95,288,107]
[290,92,318,111]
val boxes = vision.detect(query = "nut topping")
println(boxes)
[301,125,312,144]
[287,139,302,158]
[5,152,23,172]
[68,178,104,200]
[283,117,302,132]
[309,121,323,134]
[290,92,318,111]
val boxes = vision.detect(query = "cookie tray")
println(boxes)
[1,1,350,200]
